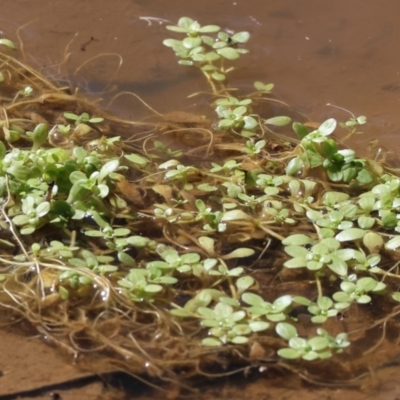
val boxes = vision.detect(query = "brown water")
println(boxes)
[3,0,400,398]
[5,0,400,148]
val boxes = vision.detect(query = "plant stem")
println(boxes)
[201,70,218,95]
[315,273,322,298]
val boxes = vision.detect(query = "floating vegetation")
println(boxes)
[2,16,400,394]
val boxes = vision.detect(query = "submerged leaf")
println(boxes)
[0,38,16,49]
[265,116,291,126]
[217,47,240,60]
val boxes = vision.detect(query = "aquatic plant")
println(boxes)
[1,18,400,394]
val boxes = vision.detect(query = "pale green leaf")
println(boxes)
[0,38,16,49]
[276,322,297,340]
[125,153,149,166]
[282,234,313,246]
[336,228,366,242]
[265,116,291,126]
[217,47,240,60]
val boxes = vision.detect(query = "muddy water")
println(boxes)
[3,0,400,399]
[4,0,400,151]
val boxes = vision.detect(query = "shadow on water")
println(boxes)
[2,1,400,399]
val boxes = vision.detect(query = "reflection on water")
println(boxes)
[3,0,400,398]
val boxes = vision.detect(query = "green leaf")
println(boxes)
[113,228,131,237]
[284,245,308,258]
[0,141,6,160]
[0,38,16,49]
[217,47,240,60]
[32,123,49,150]
[336,228,366,242]
[231,336,249,344]
[358,216,375,229]
[333,291,352,303]
[363,232,383,254]
[242,292,263,306]
[232,31,250,43]
[292,122,309,139]
[219,119,235,129]
[282,234,313,246]
[197,183,217,192]
[202,338,222,346]
[357,295,371,304]
[182,37,202,49]
[88,117,104,124]
[392,292,400,302]
[356,169,373,185]
[125,153,149,166]
[322,139,338,158]
[127,236,149,248]
[386,236,400,250]
[249,321,270,332]
[198,25,220,33]
[12,215,30,226]
[165,26,188,33]
[21,226,35,235]
[223,248,254,259]
[277,348,301,359]
[118,252,137,268]
[318,118,337,136]
[286,156,303,175]
[293,296,312,306]
[98,159,119,184]
[236,276,255,292]
[181,252,201,264]
[219,297,240,307]
[357,277,378,292]
[254,81,274,92]
[233,106,247,116]
[97,184,109,198]
[211,72,226,81]
[382,211,397,228]
[311,315,327,324]
[358,195,375,212]
[228,267,244,276]
[308,336,329,351]
[274,295,293,310]
[36,202,50,217]
[144,284,163,293]
[317,296,333,310]
[221,210,251,221]
[338,149,355,163]
[243,116,258,130]
[328,255,348,276]
[265,116,291,126]
[170,308,192,317]
[205,51,220,61]
[306,260,323,271]
[158,276,178,285]
[158,159,181,169]
[289,337,307,350]
[276,322,297,340]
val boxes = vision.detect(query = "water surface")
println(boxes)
[2,1,400,399]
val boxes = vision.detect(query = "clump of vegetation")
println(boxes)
[1,16,400,393]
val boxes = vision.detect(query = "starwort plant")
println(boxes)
[2,18,400,385]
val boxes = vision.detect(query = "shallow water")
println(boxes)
[2,0,400,398]
[4,0,400,148]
